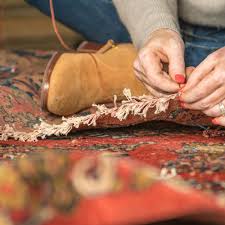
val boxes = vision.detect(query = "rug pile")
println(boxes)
[0,50,224,225]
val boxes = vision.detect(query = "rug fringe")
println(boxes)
[0,89,177,142]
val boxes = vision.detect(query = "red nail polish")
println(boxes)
[180,102,186,108]
[212,118,219,125]
[175,74,186,84]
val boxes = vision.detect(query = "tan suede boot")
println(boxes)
[41,40,148,116]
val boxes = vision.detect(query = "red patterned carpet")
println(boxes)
[0,50,224,225]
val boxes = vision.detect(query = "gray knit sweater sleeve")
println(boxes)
[113,0,180,48]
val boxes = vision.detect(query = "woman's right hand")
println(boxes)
[133,29,186,97]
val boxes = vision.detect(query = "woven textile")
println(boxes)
[0,50,224,225]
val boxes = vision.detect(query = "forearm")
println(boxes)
[113,0,180,48]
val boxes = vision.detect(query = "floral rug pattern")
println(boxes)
[0,50,224,225]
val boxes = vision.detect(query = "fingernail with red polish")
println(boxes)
[175,74,186,84]
[180,102,186,108]
[212,118,219,125]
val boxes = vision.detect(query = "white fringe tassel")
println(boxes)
[0,89,177,142]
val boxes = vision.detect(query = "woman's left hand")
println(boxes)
[179,47,225,125]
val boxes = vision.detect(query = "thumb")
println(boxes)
[168,49,186,84]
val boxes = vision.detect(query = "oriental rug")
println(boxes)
[0,50,224,225]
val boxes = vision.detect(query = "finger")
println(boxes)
[139,52,179,93]
[167,49,186,84]
[179,67,195,90]
[185,66,195,79]
[134,60,153,88]
[180,70,221,103]
[183,54,216,91]
[204,98,225,117]
[133,64,168,98]
[181,86,225,111]
[143,82,168,97]
[212,116,225,126]
[180,67,195,90]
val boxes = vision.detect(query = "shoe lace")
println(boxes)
[49,0,72,51]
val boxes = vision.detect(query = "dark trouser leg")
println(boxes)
[26,0,131,43]
[180,20,225,67]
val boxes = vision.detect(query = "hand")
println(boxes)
[179,47,225,125]
[133,29,186,97]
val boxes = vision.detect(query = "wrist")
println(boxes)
[151,28,179,37]
[146,28,184,48]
